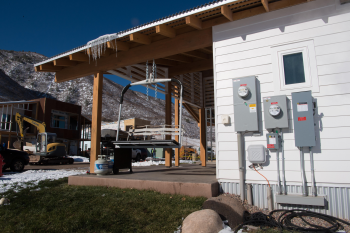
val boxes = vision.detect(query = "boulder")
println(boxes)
[182,209,223,233]
[202,195,249,229]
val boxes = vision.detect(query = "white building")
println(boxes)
[214,0,350,218]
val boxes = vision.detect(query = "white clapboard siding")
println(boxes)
[214,1,350,185]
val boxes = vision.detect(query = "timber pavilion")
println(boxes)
[34,0,310,173]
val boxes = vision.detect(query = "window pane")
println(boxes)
[283,53,305,85]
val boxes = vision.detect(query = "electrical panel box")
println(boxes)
[291,91,316,147]
[263,95,289,129]
[247,145,266,164]
[232,76,259,132]
[266,133,280,150]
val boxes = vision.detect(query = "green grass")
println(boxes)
[0,178,206,233]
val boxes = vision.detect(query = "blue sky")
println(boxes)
[1,0,208,100]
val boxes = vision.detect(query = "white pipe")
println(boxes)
[237,132,245,201]
[310,147,317,196]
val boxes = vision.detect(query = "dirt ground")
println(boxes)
[24,162,90,171]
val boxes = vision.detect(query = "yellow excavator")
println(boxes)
[14,112,74,165]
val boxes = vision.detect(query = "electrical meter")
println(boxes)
[269,105,281,116]
[232,76,259,132]
[238,86,249,98]
[263,95,289,129]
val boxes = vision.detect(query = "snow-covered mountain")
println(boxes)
[0,49,200,139]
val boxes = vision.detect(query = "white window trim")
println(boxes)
[271,40,319,95]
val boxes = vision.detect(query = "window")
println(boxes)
[283,53,305,85]
[52,114,66,129]
[271,40,319,94]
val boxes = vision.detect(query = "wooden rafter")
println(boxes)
[154,59,179,67]
[39,63,63,72]
[169,59,213,77]
[262,0,269,12]
[55,28,212,82]
[183,103,199,123]
[221,5,233,21]
[156,24,176,38]
[183,50,211,59]
[54,58,78,67]
[107,40,129,51]
[69,53,89,62]
[164,54,193,63]
[130,32,151,45]
[186,15,202,30]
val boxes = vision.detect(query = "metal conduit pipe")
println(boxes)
[237,132,245,202]
[276,150,282,195]
[310,147,317,196]
[300,147,307,196]
[281,131,287,195]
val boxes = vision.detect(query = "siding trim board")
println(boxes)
[214,0,350,219]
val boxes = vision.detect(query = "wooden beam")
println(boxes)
[90,72,103,173]
[175,88,180,167]
[183,50,211,59]
[55,28,212,82]
[69,53,89,62]
[186,15,202,30]
[200,47,213,54]
[54,58,78,67]
[221,5,233,21]
[40,63,63,72]
[34,66,41,72]
[164,54,193,63]
[169,58,213,77]
[107,40,129,51]
[154,59,179,67]
[183,103,199,123]
[165,83,172,168]
[130,32,151,45]
[156,24,176,38]
[199,108,206,167]
[262,0,269,12]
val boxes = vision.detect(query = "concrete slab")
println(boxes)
[68,163,218,198]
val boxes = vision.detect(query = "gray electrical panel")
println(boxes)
[263,95,289,129]
[266,133,280,149]
[232,76,259,132]
[291,91,316,147]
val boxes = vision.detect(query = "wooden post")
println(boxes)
[199,108,206,167]
[165,83,172,168]
[90,72,103,173]
[175,94,180,167]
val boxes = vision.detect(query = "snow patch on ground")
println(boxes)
[70,156,90,162]
[132,159,194,166]
[0,170,86,194]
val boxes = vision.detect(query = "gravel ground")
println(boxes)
[221,194,350,232]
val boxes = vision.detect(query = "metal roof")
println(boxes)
[34,0,242,67]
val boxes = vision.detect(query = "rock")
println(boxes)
[0,198,10,205]
[202,195,249,229]
[182,209,223,233]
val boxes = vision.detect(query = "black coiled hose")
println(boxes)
[234,209,350,233]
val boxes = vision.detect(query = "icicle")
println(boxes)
[86,33,118,65]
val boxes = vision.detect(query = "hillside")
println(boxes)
[0,49,200,139]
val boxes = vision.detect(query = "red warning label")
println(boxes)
[271,102,278,105]
[240,84,247,86]
[267,144,275,148]
[298,117,306,121]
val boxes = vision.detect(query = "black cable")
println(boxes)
[233,209,350,233]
